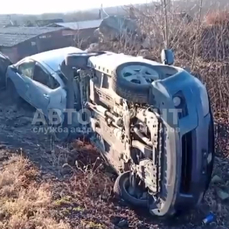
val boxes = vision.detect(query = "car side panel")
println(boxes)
[28,80,51,114]
[47,87,67,124]
[6,67,31,103]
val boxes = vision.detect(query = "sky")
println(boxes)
[0,0,151,14]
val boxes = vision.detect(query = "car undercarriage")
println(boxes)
[58,50,215,217]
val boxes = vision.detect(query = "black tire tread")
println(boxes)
[112,79,149,104]
[111,62,155,104]
[113,171,148,207]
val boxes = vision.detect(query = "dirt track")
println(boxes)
[0,87,228,229]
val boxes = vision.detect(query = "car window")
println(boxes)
[51,76,60,89]
[57,71,68,86]
[33,63,60,89]
[18,61,35,78]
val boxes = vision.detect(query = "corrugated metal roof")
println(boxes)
[0,27,64,47]
[55,19,102,30]
[35,19,64,26]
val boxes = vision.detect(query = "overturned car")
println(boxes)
[63,50,215,217]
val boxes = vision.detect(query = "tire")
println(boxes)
[113,171,148,207]
[112,62,157,104]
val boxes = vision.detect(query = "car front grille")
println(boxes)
[180,131,193,194]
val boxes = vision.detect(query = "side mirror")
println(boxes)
[161,49,174,65]
[65,53,89,69]
[9,65,21,74]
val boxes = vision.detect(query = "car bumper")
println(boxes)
[149,70,214,216]
[174,111,214,211]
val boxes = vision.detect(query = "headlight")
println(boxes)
[173,96,182,107]
[172,92,187,119]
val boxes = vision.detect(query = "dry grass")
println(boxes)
[1,143,229,228]
[0,154,71,229]
[0,143,117,229]
[205,10,229,26]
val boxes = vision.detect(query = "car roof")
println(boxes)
[29,46,84,72]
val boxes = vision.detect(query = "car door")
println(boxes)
[46,73,67,125]
[31,62,66,124]
[13,59,36,104]
[29,62,53,115]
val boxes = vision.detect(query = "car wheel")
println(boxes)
[113,171,148,207]
[112,62,159,104]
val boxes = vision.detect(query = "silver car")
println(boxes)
[5,47,83,123]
